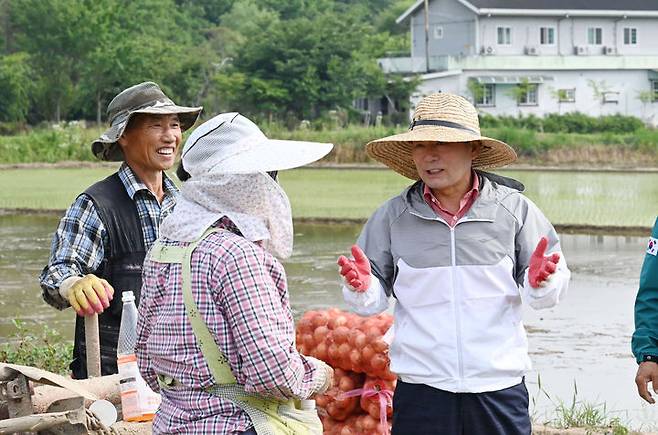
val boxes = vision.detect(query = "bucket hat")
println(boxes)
[91,82,202,161]
[181,112,333,178]
[366,93,517,180]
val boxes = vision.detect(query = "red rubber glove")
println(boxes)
[337,245,372,292]
[528,237,561,288]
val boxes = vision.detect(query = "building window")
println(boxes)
[540,27,555,45]
[587,27,603,45]
[497,27,511,45]
[602,91,620,104]
[354,98,369,111]
[558,88,575,102]
[518,84,538,106]
[653,80,658,102]
[475,84,495,106]
[624,28,637,45]
[434,26,444,39]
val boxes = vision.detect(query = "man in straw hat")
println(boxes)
[39,81,202,379]
[135,113,334,434]
[337,93,571,434]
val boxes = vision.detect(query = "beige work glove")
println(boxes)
[61,274,114,316]
[306,356,334,396]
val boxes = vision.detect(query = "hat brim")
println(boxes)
[366,126,517,180]
[207,139,334,175]
[91,104,203,162]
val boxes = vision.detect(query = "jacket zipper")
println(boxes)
[409,211,494,388]
[450,226,464,387]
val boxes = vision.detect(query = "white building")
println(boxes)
[377,0,658,124]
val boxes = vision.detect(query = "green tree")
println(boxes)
[230,10,392,119]
[0,53,32,122]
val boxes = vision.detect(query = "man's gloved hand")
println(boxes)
[528,237,560,288]
[337,245,371,292]
[66,274,114,316]
[636,361,658,404]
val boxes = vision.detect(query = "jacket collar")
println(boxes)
[405,172,518,223]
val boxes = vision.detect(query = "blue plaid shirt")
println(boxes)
[40,163,178,309]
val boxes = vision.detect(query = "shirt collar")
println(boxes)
[118,163,178,200]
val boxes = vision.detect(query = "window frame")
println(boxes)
[540,27,556,45]
[623,27,638,45]
[434,25,444,39]
[587,27,603,45]
[558,88,576,103]
[475,83,496,107]
[518,84,539,106]
[497,27,512,45]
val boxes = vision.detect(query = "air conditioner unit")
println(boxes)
[480,45,495,55]
[574,45,589,55]
[524,46,539,56]
[603,46,617,55]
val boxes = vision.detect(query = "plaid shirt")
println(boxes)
[39,163,178,309]
[136,217,322,434]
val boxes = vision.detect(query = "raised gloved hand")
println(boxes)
[337,245,371,292]
[528,237,561,288]
[66,274,114,316]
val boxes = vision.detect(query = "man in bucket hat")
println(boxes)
[336,93,571,434]
[39,82,202,379]
[135,113,334,434]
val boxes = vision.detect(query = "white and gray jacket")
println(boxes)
[344,174,570,394]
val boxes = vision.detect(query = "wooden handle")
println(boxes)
[84,314,101,378]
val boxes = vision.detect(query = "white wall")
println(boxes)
[477,16,658,57]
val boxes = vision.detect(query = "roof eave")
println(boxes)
[395,1,658,22]
[478,8,658,17]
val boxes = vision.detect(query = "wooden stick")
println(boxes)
[84,315,101,378]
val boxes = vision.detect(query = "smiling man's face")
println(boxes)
[411,141,480,194]
[118,113,182,173]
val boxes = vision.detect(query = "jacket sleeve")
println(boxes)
[514,196,570,310]
[342,203,395,316]
[632,218,658,363]
[39,194,107,310]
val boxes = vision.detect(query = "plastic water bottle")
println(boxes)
[117,291,160,422]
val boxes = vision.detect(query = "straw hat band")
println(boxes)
[409,119,479,136]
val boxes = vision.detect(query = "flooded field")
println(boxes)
[0,215,656,429]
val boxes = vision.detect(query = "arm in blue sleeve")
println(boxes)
[39,194,107,310]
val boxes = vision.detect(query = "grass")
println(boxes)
[531,376,634,435]
[3,167,658,227]
[0,319,73,375]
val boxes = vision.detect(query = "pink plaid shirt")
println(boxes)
[423,171,480,227]
[136,218,321,434]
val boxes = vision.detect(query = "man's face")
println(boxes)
[411,142,480,192]
[118,114,182,172]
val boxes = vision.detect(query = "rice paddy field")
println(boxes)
[1,166,657,229]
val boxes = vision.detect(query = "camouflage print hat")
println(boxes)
[91,82,203,161]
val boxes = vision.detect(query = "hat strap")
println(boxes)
[409,119,478,135]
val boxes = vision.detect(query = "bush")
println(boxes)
[0,319,73,375]
[480,112,646,134]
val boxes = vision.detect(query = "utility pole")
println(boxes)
[424,0,430,72]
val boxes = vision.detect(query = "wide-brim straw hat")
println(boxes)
[181,112,333,178]
[91,82,202,161]
[367,93,517,180]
